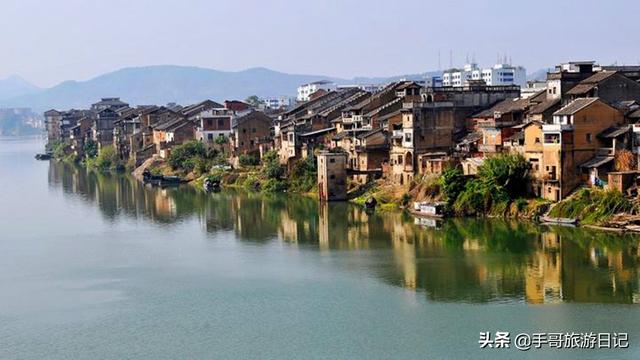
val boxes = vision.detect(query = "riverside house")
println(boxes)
[540,98,624,201]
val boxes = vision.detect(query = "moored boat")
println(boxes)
[411,201,445,218]
[541,215,578,226]
[34,153,52,160]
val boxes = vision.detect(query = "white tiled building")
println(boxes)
[442,63,526,87]
[297,80,336,101]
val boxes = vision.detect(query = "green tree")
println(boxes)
[440,166,465,207]
[95,145,121,170]
[214,134,228,145]
[83,139,98,158]
[168,140,207,170]
[261,150,284,179]
[477,153,529,198]
[244,95,263,107]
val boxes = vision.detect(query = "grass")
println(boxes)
[548,187,634,225]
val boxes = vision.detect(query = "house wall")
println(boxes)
[541,100,624,201]
[317,152,348,201]
[235,116,271,156]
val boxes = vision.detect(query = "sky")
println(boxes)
[1,0,639,88]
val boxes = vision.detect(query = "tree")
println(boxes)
[245,95,263,108]
[95,145,121,170]
[261,150,284,179]
[83,139,98,158]
[440,166,465,207]
[214,134,228,145]
[477,153,529,198]
[615,149,636,171]
[168,140,206,170]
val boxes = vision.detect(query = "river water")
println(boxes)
[1,136,640,359]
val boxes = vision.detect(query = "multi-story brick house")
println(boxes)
[232,111,272,157]
[540,97,624,201]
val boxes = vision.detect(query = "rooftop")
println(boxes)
[553,98,600,116]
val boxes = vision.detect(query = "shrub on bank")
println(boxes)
[239,154,260,167]
[94,145,124,171]
[288,156,317,193]
[548,188,634,224]
[168,141,207,171]
[442,153,530,216]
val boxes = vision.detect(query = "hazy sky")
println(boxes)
[1,0,638,88]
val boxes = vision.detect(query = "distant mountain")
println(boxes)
[0,108,43,136]
[0,75,40,101]
[527,68,551,82]
[0,66,440,112]
[0,66,348,111]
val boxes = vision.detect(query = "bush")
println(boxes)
[261,150,284,179]
[288,156,316,192]
[262,178,287,193]
[168,141,207,170]
[83,139,98,158]
[477,153,529,198]
[95,145,122,171]
[51,140,67,159]
[440,166,465,208]
[549,188,633,224]
[239,154,260,166]
[214,134,228,145]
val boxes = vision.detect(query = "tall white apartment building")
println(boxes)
[442,63,526,87]
[297,80,336,101]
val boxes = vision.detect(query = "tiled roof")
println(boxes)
[580,156,614,169]
[565,71,617,95]
[597,125,630,139]
[473,98,529,118]
[528,98,560,115]
[553,98,599,116]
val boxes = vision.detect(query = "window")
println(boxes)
[329,158,335,163]
[242,128,247,133]
[534,137,540,144]
[404,133,412,143]
[252,128,256,133]
[586,133,592,143]
[330,174,335,179]
[288,133,294,142]
[217,119,224,127]
[207,133,213,140]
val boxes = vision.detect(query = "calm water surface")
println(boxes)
[1,136,640,359]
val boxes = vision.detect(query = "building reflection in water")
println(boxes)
[49,161,640,304]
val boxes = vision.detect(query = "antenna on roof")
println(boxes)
[449,50,453,68]
[472,52,476,63]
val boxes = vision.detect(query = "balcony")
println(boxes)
[543,124,573,132]
[478,144,501,153]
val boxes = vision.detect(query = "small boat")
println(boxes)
[35,153,52,160]
[541,216,578,226]
[142,169,183,187]
[411,201,445,218]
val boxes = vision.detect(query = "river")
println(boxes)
[1,136,640,359]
